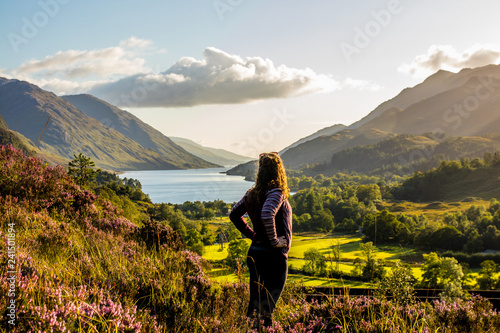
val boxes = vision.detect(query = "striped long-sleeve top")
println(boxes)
[229,188,292,257]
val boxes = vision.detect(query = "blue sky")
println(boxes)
[2,0,500,157]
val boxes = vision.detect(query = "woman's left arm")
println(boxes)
[229,196,256,240]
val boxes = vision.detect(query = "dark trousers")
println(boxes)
[246,246,288,327]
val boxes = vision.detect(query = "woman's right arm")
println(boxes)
[229,196,256,240]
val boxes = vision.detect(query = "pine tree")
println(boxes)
[68,153,100,186]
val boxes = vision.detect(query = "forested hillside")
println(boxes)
[309,134,500,176]
[392,152,500,201]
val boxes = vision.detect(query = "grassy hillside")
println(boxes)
[0,145,249,331]
[280,123,346,154]
[62,94,217,169]
[282,128,395,169]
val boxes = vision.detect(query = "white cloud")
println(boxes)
[2,42,378,106]
[399,44,500,77]
[89,47,340,108]
[342,78,383,91]
[15,37,153,80]
[119,36,153,50]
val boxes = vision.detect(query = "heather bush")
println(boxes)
[137,218,184,251]
[266,292,500,332]
[0,145,82,212]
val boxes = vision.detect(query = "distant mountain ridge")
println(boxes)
[281,64,500,170]
[279,123,346,154]
[0,78,216,170]
[170,137,252,166]
[346,69,457,130]
[346,65,500,130]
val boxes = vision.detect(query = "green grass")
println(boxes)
[410,266,424,280]
[288,233,360,258]
[288,274,373,288]
[209,272,374,288]
[202,216,233,232]
[204,239,251,261]
[289,258,354,272]
[378,199,491,223]
[203,216,491,290]
[210,272,240,283]
[289,233,418,263]
[204,243,230,261]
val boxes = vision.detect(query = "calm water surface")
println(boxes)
[120,168,253,204]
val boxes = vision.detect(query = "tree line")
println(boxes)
[392,152,500,201]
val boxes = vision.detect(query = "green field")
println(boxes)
[204,241,248,261]
[378,199,491,223]
[203,231,425,287]
[288,233,418,261]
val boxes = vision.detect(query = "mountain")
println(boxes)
[281,64,500,170]
[279,123,346,154]
[347,69,457,130]
[282,128,396,169]
[348,65,500,130]
[61,94,217,168]
[361,76,500,136]
[225,159,258,180]
[170,137,252,166]
[0,78,216,170]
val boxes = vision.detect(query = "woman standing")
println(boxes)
[229,152,292,328]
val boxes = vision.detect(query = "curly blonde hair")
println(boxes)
[248,152,290,204]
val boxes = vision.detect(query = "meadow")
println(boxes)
[203,230,425,286]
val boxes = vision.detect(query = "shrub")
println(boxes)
[377,262,416,305]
